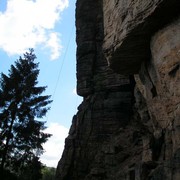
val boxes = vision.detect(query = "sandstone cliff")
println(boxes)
[56,0,180,179]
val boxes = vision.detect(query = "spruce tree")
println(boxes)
[0,49,52,179]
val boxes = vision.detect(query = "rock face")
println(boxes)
[135,18,180,179]
[56,0,180,179]
[103,0,180,74]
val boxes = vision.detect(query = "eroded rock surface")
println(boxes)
[56,0,180,179]
[135,18,180,179]
[56,0,135,179]
[103,0,180,74]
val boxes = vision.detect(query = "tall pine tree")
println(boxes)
[0,49,52,179]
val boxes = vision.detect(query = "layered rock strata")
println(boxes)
[56,0,135,179]
[103,0,180,74]
[56,0,180,179]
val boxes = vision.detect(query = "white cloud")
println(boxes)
[0,0,69,60]
[46,32,63,60]
[40,123,69,167]
[72,87,77,95]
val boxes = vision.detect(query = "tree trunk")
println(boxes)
[0,102,16,177]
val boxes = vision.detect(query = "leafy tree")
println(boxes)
[0,49,52,179]
[41,166,56,180]
[18,156,42,180]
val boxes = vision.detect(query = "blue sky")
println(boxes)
[0,0,82,167]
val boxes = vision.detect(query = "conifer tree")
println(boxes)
[0,49,52,179]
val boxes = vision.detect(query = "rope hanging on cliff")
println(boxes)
[46,25,75,121]
[52,26,74,99]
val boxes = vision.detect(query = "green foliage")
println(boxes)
[0,49,52,180]
[41,166,56,180]
[18,156,43,180]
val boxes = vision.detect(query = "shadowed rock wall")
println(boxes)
[56,0,180,179]
[56,0,134,179]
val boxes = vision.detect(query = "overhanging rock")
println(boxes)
[103,0,180,74]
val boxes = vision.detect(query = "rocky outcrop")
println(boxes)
[134,18,180,179]
[56,1,135,179]
[103,0,180,74]
[56,0,180,179]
